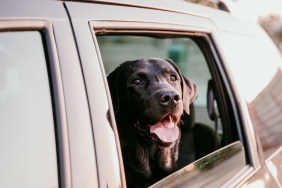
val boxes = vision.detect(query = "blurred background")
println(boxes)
[180,0,282,54]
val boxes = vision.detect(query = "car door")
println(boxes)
[0,1,98,188]
[65,1,280,187]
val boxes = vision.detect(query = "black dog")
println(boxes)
[107,58,197,187]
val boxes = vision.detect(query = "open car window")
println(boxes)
[96,32,244,186]
[98,35,220,139]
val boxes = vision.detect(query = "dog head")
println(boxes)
[107,58,197,148]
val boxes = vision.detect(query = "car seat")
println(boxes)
[178,103,218,169]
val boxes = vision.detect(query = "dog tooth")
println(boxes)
[169,116,174,127]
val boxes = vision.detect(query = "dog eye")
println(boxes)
[170,74,177,82]
[132,79,143,86]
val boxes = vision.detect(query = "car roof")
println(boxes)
[1,0,260,36]
[62,0,258,35]
[65,0,229,18]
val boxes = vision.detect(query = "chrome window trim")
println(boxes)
[92,20,213,34]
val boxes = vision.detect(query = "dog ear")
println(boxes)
[182,75,197,114]
[165,59,198,114]
[107,66,122,115]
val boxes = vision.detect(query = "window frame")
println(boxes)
[92,20,252,187]
[204,34,254,164]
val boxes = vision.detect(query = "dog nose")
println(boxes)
[159,91,181,107]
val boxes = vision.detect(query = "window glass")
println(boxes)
[150,141,246,188]
[220,32,282,158]
[0,32,58,188]
[248,70,282,158]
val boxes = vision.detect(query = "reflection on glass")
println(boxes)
[248,70,282,158]
[266,146,282,186]
[267,161,278,178]
[0,32,58,188]
[150,141,245,188]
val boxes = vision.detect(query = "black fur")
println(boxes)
[107,58,197,187]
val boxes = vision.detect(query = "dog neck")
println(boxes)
[128,127,179,179]
[116,117,179,185]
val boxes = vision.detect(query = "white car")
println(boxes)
[1,0,282,187]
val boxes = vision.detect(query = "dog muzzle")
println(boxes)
[149,114,179,143]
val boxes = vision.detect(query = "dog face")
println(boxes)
[108,58,197,148]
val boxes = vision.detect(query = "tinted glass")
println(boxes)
[248,70,282,157]
[220,32,282,158]
[0,32,58,188]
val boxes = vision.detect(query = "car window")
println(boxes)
[0,31,58,188]
[98,36,220,136]
[97,33,242,186]
[220,32,282,159]
[97,35,232,146]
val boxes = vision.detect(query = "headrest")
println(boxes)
[207,79,218,121]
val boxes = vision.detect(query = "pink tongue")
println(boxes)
[149,120,179,143]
